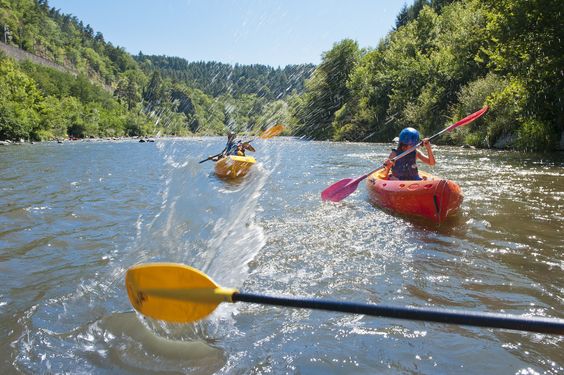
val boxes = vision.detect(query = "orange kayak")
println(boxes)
[366,170,462,223]
[214,155,256,179]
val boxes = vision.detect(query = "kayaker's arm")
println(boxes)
[383,151,397,177]
[416,138,435,166]
[200,150,225,163]
[210,147,228,161]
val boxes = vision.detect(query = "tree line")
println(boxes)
[1,0,562,151]
[135,54,314,100]
[289,0,563,151]
[0,0,311,141]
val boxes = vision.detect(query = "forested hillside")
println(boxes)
[0,0,154,140]
[136,55,314,135]
[135,55,314,100]
[0,55,154,140]
[0,0,309,141]
[291,0,563,151]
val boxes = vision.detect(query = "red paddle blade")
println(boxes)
[321,175,367,202]
[447,106,489,132]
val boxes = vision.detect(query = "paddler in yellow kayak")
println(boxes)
[210,131,237,161]
[211,131,255,161]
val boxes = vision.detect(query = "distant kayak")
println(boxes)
[366,170,462,223]
[214,155,256,179]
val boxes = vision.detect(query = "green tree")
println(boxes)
[115,69,146,110]
[0,57,42,140]
[292,39,360,139]
[331,2,489,142]
[480,0,563,150]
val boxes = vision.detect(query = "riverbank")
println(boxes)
[3,134,563,154]
[0,136,157,146]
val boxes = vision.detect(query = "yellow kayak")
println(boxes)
[214,155,256,179]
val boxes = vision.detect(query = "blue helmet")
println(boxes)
[399,127,420,146]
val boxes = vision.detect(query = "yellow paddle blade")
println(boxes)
[126,263,238,323]
[259,124,285,139]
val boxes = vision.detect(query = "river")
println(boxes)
[1,138,562,374]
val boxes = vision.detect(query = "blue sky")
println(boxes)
[48,0,412,67]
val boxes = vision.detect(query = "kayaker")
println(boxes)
[383,127,435,180]
[211,133,257,160]
[211,132,238,161]
[224,132,238,156]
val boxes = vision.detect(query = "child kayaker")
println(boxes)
[383,127,435,180]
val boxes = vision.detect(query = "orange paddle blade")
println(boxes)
[259,124,285,139]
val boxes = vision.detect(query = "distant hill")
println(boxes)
[135,54,315,100]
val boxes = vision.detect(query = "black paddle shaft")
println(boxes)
[232,292,564,335]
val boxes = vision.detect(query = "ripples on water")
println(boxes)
[0,139,562,374]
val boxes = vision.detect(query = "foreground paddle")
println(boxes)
[199,124,285,163]
[321,106,489,202]
[126,263,564,334]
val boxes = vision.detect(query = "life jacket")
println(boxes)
[235,141,246,156]
[225,140,238,155]
[391,148,420,180]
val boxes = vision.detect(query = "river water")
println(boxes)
[1,138,562,374]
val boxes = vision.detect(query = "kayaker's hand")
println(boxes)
[384,159,395,168]
[422,138,431,146]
